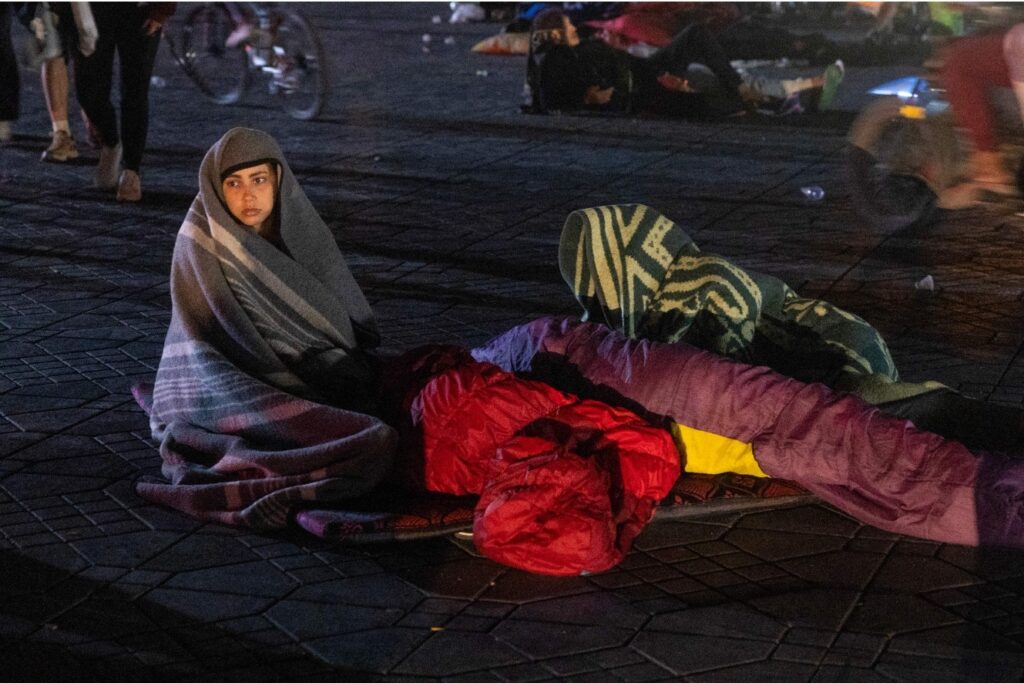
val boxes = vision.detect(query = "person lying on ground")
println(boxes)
[526,8,843,118]
[474,315,1024,553]
[558,203,1024,452]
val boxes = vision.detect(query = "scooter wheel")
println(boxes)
[846,144,938,231]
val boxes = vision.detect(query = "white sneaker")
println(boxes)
[116,169,142,202]
[95,143,122,190]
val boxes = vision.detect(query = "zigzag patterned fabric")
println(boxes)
[558,204,900,390]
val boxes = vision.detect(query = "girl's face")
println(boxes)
[221,162,278,234]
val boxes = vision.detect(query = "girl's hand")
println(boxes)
[143,19,164,36]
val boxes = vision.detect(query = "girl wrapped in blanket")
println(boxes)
[136,128,394,528]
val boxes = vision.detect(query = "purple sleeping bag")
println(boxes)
[472,316,1024,548]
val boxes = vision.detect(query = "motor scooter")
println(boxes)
[847,71,1024,230]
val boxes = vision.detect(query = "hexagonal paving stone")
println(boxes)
[393,630,523,677]
[631,631,775,676]
[266,599,404,641]
[645,604,787,641]
[492,619,633,659]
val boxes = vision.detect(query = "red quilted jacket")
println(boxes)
[405,351,679,576]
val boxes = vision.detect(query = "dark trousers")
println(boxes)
[0,5,19,122]
[646,22,743,95]
[74,5,161,171]
[717,20,834,64]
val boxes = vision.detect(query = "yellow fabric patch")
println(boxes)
[670,423,767,477]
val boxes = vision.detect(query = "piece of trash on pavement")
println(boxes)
[800,185,825,201]
[475,69,489,77]
[431,15,442,24]
[444,36,456,45]
[914,275,935,291]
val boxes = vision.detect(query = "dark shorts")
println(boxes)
[15,2,79,60]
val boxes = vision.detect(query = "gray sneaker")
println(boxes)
[95,143,122,190]
[41,130,80,162]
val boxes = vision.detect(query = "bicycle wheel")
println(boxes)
[847,143,937,231]
[272,11,329,120]
[180,4,248,105]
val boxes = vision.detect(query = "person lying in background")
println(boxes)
[526,8,843,118]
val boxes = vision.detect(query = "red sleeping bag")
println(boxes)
[408,356,679,576]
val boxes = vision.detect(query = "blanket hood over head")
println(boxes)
[200,126,379,353]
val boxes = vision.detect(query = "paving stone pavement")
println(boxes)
[3,3,1024,681]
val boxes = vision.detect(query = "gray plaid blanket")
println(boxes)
[134,128,395,528]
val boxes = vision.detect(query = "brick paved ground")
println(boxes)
[3,3,1024,681]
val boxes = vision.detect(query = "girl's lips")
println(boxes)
[243,209,261,216]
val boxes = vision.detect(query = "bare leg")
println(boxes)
[39,55,79,162]
[41,56,70,129]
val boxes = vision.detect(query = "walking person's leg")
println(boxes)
[651,23,744,96]
[0,5,20,143]
[73,15,121,190]
[114,10,163,202]
[36,4,81,162]
[40,56,80,162]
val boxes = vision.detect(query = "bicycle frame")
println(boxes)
[163,2,327,120]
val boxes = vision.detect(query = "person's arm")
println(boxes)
[537,45,596,110]
[143,2,176,35]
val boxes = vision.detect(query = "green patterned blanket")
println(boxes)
[559,204,940,401]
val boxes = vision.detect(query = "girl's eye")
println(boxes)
[254,177,265,184]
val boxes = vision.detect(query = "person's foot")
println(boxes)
[818,60,845,111]
[41,130,79,162]
[95,143,122,190]
[116,169,142,202]
[0,121,11,144]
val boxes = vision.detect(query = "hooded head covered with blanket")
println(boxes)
[134,128,395,528]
